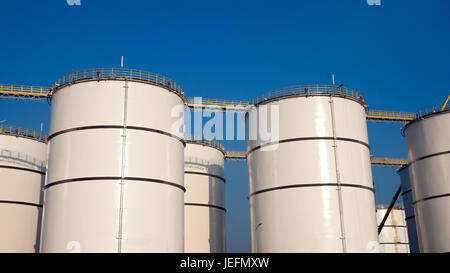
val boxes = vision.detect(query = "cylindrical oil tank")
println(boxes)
[247,86,379,252]
[0,126,47,252]
[376,204,410,253]
[40,68,185,253]
[403,108,450,253]
[398,165,420,253]
[184,139,226,252]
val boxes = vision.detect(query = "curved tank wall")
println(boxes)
[403,110,450,253]
[184,141,226,253]
[246,94,378,253]
[0,132,47,253]
[376,205,410,253]
[40,77,185,252]
[398,166,420,253]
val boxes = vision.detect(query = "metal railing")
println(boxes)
[0,84,50,98]
[224,150,247,159]
[252,84,365,105]
[366,110,416,122]
[223,152,407,166]
[416,100,450,118]
[0,124,47,142]
[3,80,447,126]
[51,67,185,98]
[185,97,250,110]
[222,151,406,166]
[370,157,407,167]
[185,135,225,152]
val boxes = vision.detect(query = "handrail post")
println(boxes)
[441,95,450,111]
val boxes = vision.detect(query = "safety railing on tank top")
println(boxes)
[416,97,450,119]
[50,68,185,99]
[251,84,365,105]
[0,125,47,142]
[185,135,225,153]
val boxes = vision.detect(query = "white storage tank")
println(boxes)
[376,204,410,253]
[0,125,47,252]
[40,68,185,252]
[398,165,420,253]
[403,107,450,253]
[184,138,226,252]
[247,85,379,252]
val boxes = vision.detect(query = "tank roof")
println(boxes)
[403,103,450,131]
[185,135,226,155]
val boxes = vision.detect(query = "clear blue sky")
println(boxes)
[0,0,449,252]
